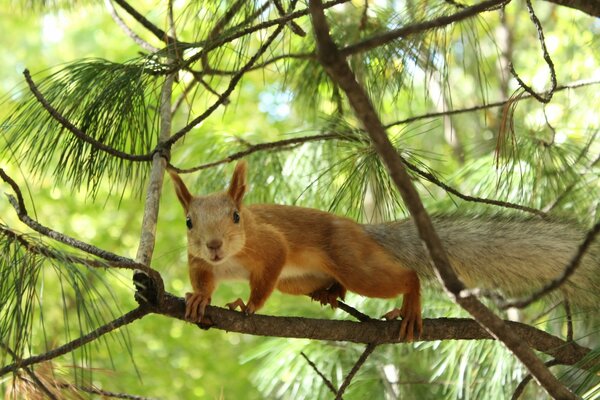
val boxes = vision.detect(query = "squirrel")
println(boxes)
[168,161,600,342]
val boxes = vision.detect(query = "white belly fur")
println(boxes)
[214,258,330,281]
[213,259,251,280]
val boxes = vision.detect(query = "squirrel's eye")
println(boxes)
[186,216,193,230]
[232,210,240,224]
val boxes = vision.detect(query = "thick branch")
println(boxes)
[543,0,600,17]
[151,293,594,369]
[308,1,577,398]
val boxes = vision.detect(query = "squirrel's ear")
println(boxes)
[168,168,192,211]
[228,160,247,207]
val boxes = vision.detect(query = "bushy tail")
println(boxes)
[363,216,600,307]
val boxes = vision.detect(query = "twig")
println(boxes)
[337,301,373,322]
[170,133,340,173]
[22,69,153,162]
[508,0,557,104]
[104,0,158,53]
[340,0,510,57]
[181,0,349,68]
[58,383,157,400]
[501,219,600,309]
[0,307,149,377]
[0,225,123,269]
[335,343,377,399]
[201,0,247,74]
[164,24,286,148]
[511,359,561,400]
[111,0,180,45]
[308,1,577,397]
[300,352,337,395]
[272,0,306,36]
[0,168,148,269]
[564,300,574,342]
[402,159,546,217]
[384,79,600,129]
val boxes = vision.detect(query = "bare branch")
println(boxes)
[111,0,180,45]
[508,0,557,103]
[104,0,158,53]
[0,225,122,269]
[165,22,289,147]
[300,352,337,395]
[340,0,510,57]
[170,133,340,173]
[307,1,577,397]
[511,360,561,400]
[0,168,147,269]
[336,344,377,399]
[151,292,595,369]
[272,0,306,36]
[542,0,600,18]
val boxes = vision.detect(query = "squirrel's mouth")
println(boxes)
[210,255,223,262]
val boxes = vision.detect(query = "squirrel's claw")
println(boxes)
[310,282,347,309]
[226,298,256,315]
[185,292,211,323]
[383,306,423,342]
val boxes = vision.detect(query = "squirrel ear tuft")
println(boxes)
[228,160,247,207]
[168,168,193,211]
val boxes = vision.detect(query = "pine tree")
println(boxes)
[1,0,599,398]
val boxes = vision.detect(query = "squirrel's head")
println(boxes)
[168,161,247,265]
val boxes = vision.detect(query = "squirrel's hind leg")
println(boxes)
[383,288,422,342]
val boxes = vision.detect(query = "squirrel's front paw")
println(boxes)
[185,292,211,322]
[226,298,256,315]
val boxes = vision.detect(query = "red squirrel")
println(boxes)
[169,160,422,341]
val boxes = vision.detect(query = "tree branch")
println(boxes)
[0,168,145,269]
[300,352,337,395]
[0,307,149,377]
[111,0,180,45]
[307,0,577,397]
[340,0,509,57]
[164,22,288,147]
[170,133,340,173]
[149,292,595,369]
[508,0,557,104]
[22,69,154,162]
[542,0,600,18]
[336,343,377,399]
[104,0,158,53]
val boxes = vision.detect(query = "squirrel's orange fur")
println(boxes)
[169,161,422,341]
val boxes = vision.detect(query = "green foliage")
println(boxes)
[2,59,164,198]
[1,0,600,398]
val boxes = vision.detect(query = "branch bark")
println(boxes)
[307,0,578,398]
[543,0,600,17]
[149,292,594,369]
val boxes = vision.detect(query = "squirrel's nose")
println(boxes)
[206,239,223,251]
